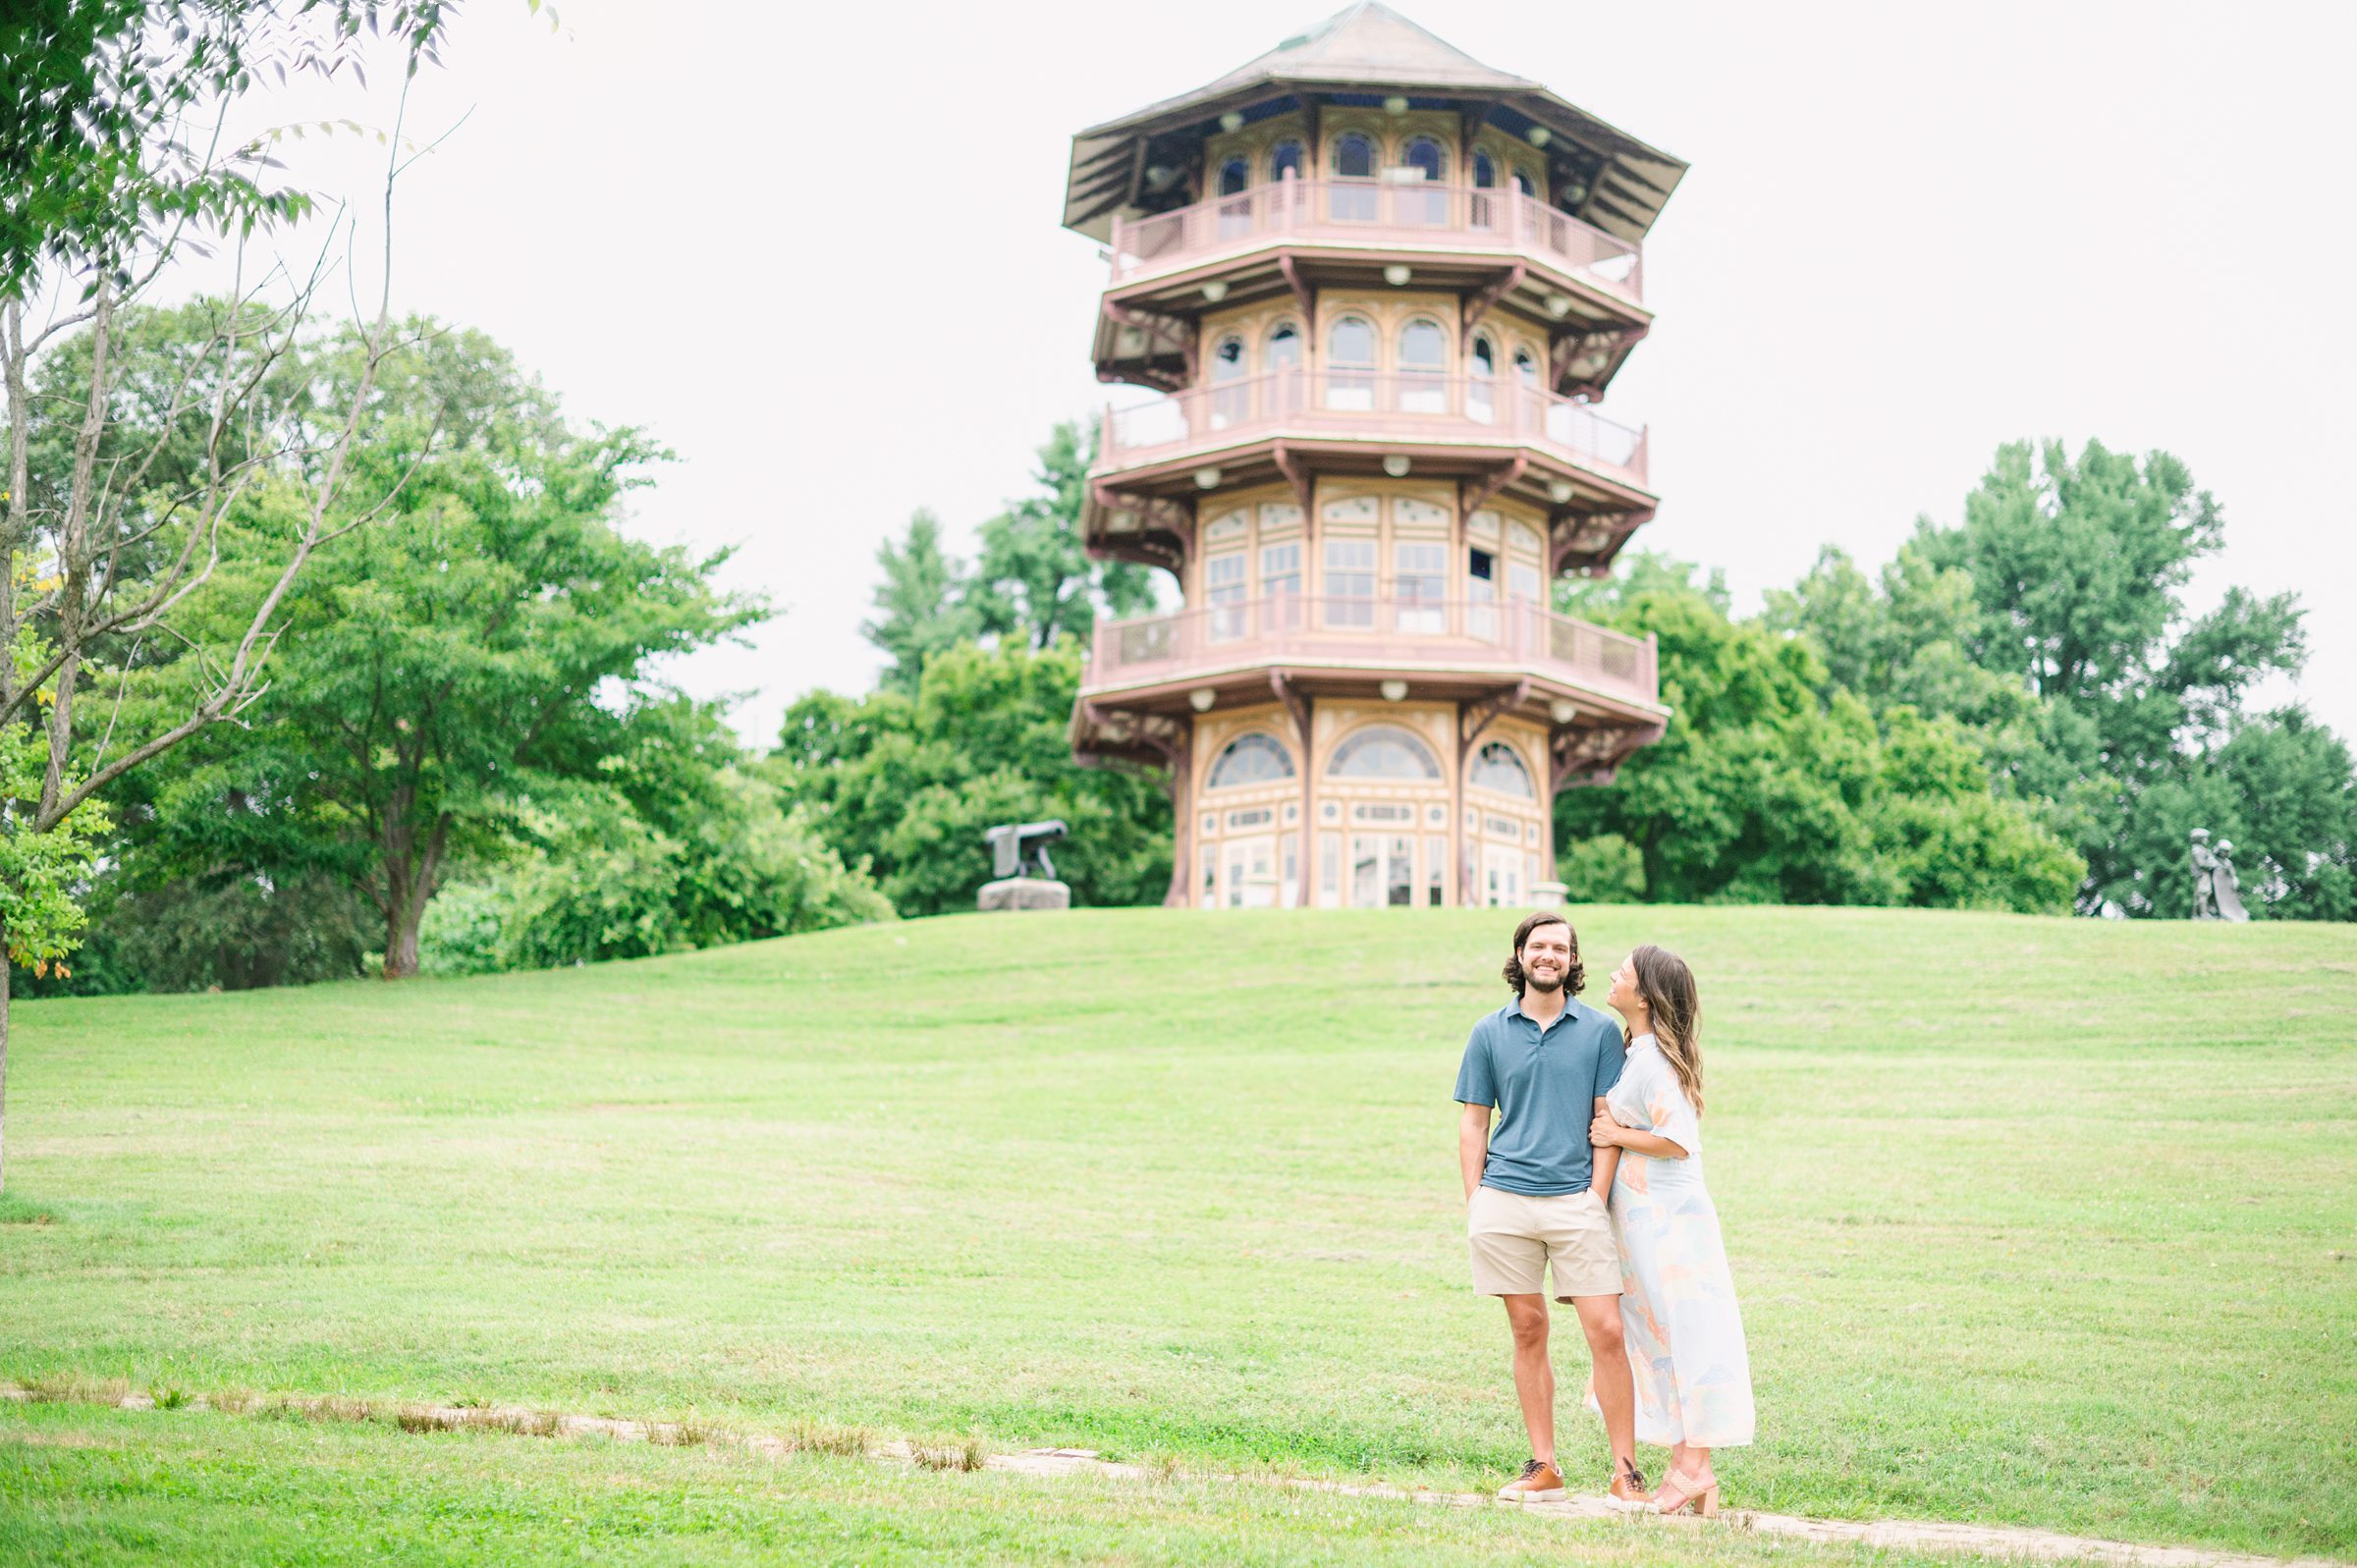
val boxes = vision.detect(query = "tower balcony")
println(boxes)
[1086,370,1653,576]
[1110,179,1643,302]
[1102,369,1645,486]
[1079,594,1661,732]
[1093,180,1651,394]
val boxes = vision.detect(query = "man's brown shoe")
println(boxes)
[1602,1458,1652,1513]
[1496,1458,1566,1503]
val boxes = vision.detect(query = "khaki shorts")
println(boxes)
[1467,1184,1621,1301]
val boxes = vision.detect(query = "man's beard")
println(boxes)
[1524,966,1565,995]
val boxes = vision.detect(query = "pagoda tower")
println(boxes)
[1064,3,1684,910]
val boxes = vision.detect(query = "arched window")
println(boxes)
[1399,319,1446,367]
[1326,315,1375,410]
[1398,318,1447,412]
[1329,726,1442,781]
[1266,322,1301,412]
[1216,156,1253,238]
[1266,322,1300,370]
[1468,335,1496,423]
[1510,347,1541,430]
[1330,133,1377,221]
[1401,135,1448,227]
[1269,139,1304,182]
[1511,167,1537,197]
[1209,732,1295,789]
[1469,741,1535,798]
[1211,335,1247,427]
[1473,150,1497,189]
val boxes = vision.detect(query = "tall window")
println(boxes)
[1471,148,1499,231]
[1398,318,1447,413]
[1324,538,1376,624]
[1204,551,1247,639]
[1469,335,1497,424]
[1326,315,1375,410]
[1210,335,1248,427]
[1467,544,1498,639]
[1395,540,1447,631]
[1474,149,1497,187]
[1331,133,1377,220]
[1267,322,1301,412]
[1217,156,1252,239]
[1512,347,1541,433]
[1261,539,1302,606]
[1401,135,1448,226]
[1269,139,1304,182]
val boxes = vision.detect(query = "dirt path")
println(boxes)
[4,1384,2337,1568]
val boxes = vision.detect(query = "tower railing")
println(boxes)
[1108,179,1643,301]
[1099,370,1648,486]
[1084,593,1659,706]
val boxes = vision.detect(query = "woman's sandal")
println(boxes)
[1652,1466,1720,1518]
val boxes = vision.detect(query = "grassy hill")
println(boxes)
[2,906,2350,1562]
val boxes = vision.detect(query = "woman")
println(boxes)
[1589,944,1754,1516]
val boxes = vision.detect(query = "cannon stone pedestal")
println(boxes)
[978,877,1071,913]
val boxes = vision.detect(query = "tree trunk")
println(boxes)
[383,895,425,979]
[379,816,448,980]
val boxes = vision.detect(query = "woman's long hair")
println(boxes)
[1625,944,1705,1114]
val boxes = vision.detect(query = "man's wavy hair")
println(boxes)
[1502,911,1584,998]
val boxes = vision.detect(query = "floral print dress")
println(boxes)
[1606,1033,1755,1448]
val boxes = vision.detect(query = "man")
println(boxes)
[1454,911,1647,1509]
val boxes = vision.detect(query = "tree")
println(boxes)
[1556,559,2081,912]
[2106,710,2355,920]
[416,699,891,974]
[2,2,458,299]
[1911,440,2332,912]
[862,509,977,694]
[0,9,453,1185]
[1912,440,2303,771]
[860,420,1158,691]
[1763,542,2115,865]
[118,319,759,977]
[966,421,1156,650]
[776,638,1171,917]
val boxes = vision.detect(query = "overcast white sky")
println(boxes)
[182,0,2356,747]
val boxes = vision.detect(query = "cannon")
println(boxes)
[978,820,1070,911]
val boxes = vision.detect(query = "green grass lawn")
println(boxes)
[2,907,2351,1560]
[0,1402,2049,1568]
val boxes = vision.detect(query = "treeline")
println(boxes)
[24,310,887,997]
[800,431,2353,924]
[31,319,2353,1000]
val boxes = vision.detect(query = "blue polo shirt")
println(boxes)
[1453,995,1626,1196]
